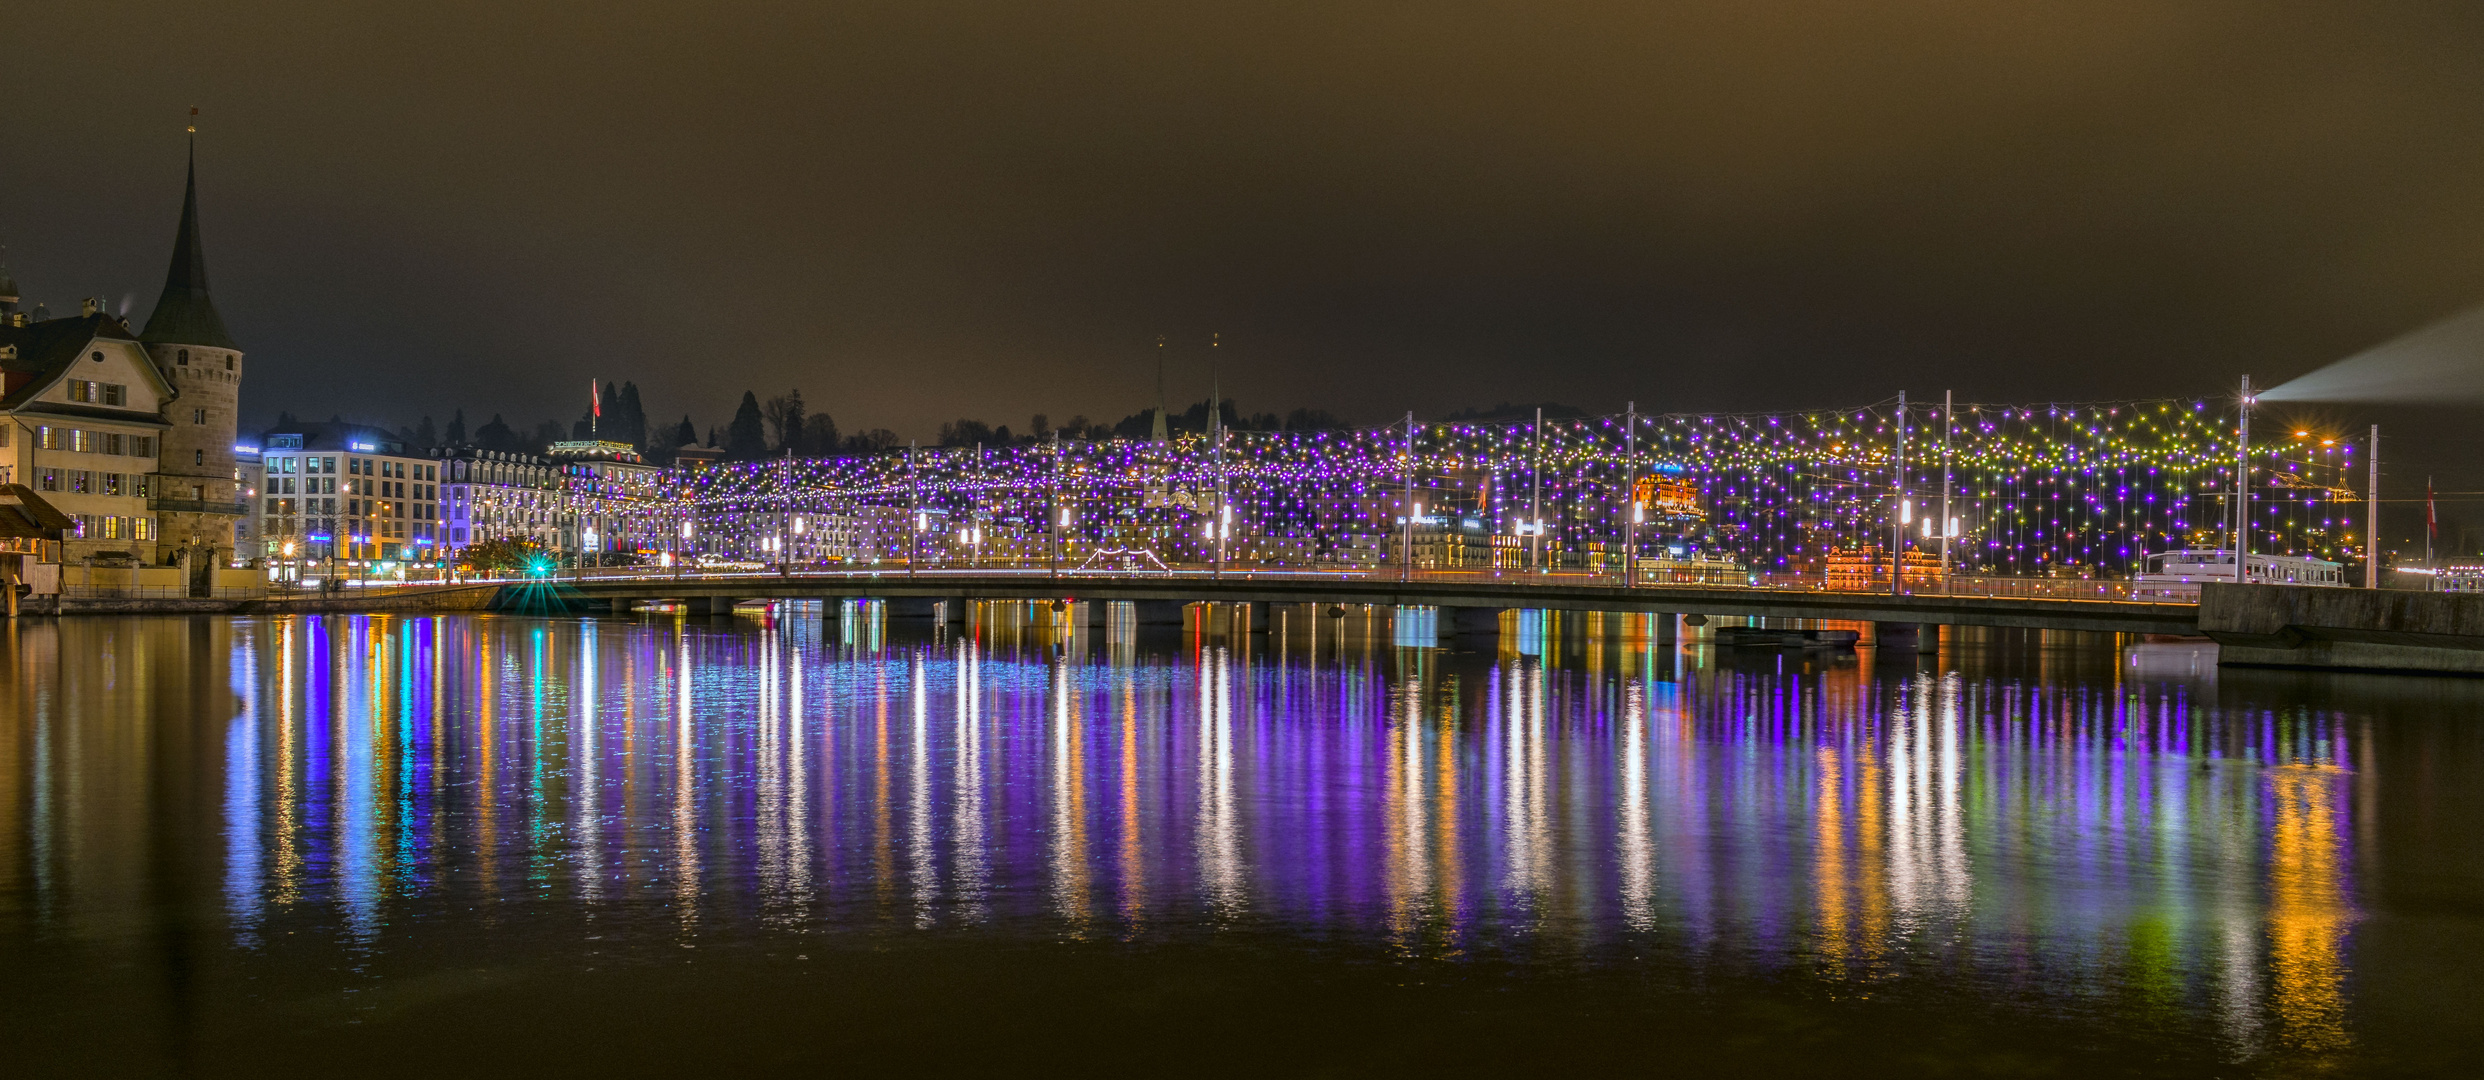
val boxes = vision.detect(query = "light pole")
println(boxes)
[2235,375,2253,584]
[908,441,922,578]
[1940,390,1954,594]
[2367,424,2381,589]
[1891,391,1907,597]
[1399,411,1416,582]
[1622,400,1637,586]
[1530,406,1544,574]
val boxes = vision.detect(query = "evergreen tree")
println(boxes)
[674,415,697,447]
[445,409,467,445]
[414,415,438,448]
[725,392,768,460]
[807,412,840,456]
[763,390,807,453]
[618,382,649,449]
[474,414,517,452]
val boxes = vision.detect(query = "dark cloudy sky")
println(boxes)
[9,1,2484,525]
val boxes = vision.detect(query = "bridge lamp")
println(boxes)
[1900,498,1913,525]
[1632,501,1646,524]
[792,517,807,535]
[916,512,930,532]
[680,521,694,538]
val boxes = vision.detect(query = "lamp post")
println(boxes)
[2366,424,2381,589]
[1399,411,1416,583]
[2235,375,2253,584]
[1531,406,1544,575]
[1622,400,1637,586]
[1891,391,1907,597]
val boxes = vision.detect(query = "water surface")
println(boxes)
[2,609,2479,1077]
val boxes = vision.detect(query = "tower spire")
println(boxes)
[141,122,238,349]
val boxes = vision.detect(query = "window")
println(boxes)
[269,435,302,449]
[69,470,90,494]
[177,349,189,366]
[101,433,123,455]
[135,518,152,541]
[0,426,8,448]
[103,384,124,406]
[36,469,57,492]
[225,356,234,371]
[101,516,120,540]
[102,473,121,496]
[322,457,335,473]
[194,449,205,466]
[133,436,154,458]
[69,429,91,453]
[36,426,57,450]
[133,475,149,497]
[68,380,91,402]
[89,351,103,364]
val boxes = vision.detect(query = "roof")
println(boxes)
[255,422,409,456]
[0,484,74,540]
[0,313,148,410]
[139,144,239,351]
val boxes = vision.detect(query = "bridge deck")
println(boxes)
[524,570,2198,635]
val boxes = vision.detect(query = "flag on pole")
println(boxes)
[2428,477,2438,560]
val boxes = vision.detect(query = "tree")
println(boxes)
[673,415,697,447]
[762,389,807,454]
[457,537,547,573]
[1030,413,1050,438]
[530,419,566,453]
[844,428,900,453]
[445,409,468,445]
[474,414,518,452]
[805,411,841,456]
[937,418,994,447]
[725,392,768,460]
[1283,407,1344,431]
[617,382,648,450]
[414,415,438,448]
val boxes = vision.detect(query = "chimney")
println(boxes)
[81,297,100,317]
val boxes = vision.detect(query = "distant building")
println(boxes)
[545,440,665,558]
[0,310,177,563]
[251,424,444,580]
[437,446,564,554]
[0,142,250,592]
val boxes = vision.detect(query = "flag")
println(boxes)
[591,380,601,419]
[2428,478,2438,554]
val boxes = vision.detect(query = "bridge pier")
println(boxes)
[1132,599,1187,626]
[1441,605,1504,641]
[607,597,633,617]
[1873,621,1938,649]
[946,598,971,626]
[820,597,844,626]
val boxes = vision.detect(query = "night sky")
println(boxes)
[9,2,2484,534]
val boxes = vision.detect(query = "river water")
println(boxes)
[1,607,2477,1077]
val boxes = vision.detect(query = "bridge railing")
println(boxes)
[535,561,2196,606]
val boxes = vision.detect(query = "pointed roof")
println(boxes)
[140,141,238,351]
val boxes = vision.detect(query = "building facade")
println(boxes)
[0,310,179,563]
[141,147,248,589]
[252,424,444,580]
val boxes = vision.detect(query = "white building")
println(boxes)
[251,424,444,580]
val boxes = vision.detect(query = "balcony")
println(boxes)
[148,498,251,516]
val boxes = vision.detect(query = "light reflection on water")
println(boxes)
[0,607,2467,1073]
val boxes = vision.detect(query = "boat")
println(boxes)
[2132,549,2348,599]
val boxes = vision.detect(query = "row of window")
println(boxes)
[173,349,234,370]
[71,515,154,541]
[35,470,151,497]
[266,477,336,495]
[64,381,128,406]
[22,426,157,457]
[262,457,440,481]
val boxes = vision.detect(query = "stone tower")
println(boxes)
[141,141,245,587]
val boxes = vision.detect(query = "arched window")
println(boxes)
[177,349,189,366]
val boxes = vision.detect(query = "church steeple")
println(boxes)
[140,138,238,350]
